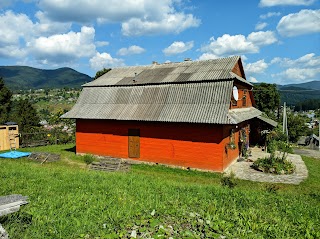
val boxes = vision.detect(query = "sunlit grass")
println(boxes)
[0,145,319,238]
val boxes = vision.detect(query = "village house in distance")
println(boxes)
[62,56,276,172]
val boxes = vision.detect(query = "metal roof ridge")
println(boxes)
[82,78,235,88]
[95,55,241,70]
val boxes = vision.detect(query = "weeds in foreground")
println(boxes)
[0,145,319,238]
[265,183,280,193]
[82,154,95,165]
[220,172,237,188]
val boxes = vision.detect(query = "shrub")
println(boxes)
[251,155,295,174]
[83,154,95,165]
[265,183,280,193]
[220,172,237,188]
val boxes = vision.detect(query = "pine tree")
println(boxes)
[0,77,12,124]
[12,99,40,132]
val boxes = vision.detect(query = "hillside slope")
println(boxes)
[0,66,92,90]
[278,84,320,106]
[283,81,320,90]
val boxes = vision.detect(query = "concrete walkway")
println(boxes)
[225,148,308,185]
[293,148,320,159]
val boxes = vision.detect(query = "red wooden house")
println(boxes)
[62,56,275,172]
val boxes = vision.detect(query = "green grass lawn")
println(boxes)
[1,144,320,238]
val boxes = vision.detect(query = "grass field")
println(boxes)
[0,144,319,238]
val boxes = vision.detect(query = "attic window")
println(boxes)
[242,90,247,106]
[231,99,237,106]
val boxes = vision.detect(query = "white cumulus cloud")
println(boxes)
[277,9,320,37]
[0,11,34,58]
[273,68,320,81]
[198,53,219,61]
[0,11,33,45]
[271,53,320,83]
[117,45,145,56]
[163,41,194,56]
[259,0,315,7]
[122,13,200,36]
[95,41,109,47]
[199,31,277,60]
[0,10,74,59]
[90,52,125,71]
[247,31,278,46]
[249,76,259,83]
[260,12,281,19]
[28,26,96,64]
[245,59,269,74]
[255,22,268,30]
[271,53,320,68]
[201,35,258,57]
[38,0,201,36]
[34,11,72,36]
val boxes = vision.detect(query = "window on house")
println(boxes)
[242,89,247,106]
[231,99,237,106]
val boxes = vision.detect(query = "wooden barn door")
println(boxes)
[128,129,140,158]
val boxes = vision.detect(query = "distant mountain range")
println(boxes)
[277,80,320,106]
[1,65,319,107]
[0,66,93,91]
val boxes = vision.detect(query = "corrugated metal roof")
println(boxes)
[63,81,235,124]
[63,56,260,124]
[83,56,250,87]
[257,115,278,127]
[62,80,262,124]
[228,107,262,124]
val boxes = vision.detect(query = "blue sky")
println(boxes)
[0,0,319,84]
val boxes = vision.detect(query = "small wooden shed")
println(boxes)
[0,124,19,151]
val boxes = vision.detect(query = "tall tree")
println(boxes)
[94,68,111,79]
[286,112,308,142]
[0,77,12,124]
[10,99,40,132]
[253,83,280,119]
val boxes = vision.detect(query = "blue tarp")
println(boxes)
[0,151,31,159]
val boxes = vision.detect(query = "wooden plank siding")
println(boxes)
[232,59,246,79]
[230,59,253,110]
[76,119,237,171]
[222,122,250,170]
[230,81,253,109]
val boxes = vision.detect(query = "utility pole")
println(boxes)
[283,102,288,143]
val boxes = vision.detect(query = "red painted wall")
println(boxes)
[232,60,246,79]
[221,122,250,170]
[230,81,253,109]
[76,119,239,171]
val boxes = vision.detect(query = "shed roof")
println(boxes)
[257,115,278,127]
